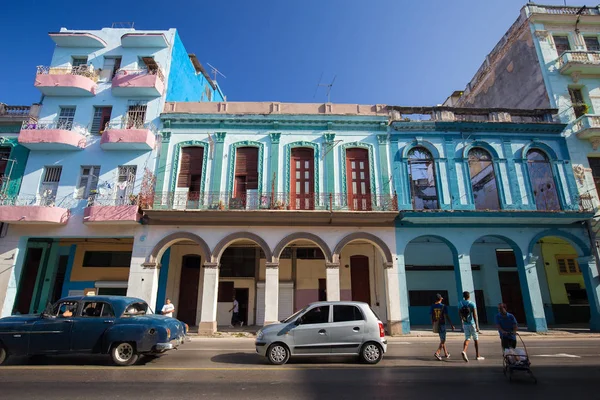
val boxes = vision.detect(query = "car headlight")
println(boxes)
[184,323,189,334]
[257,330,264,340]
[166,328,171,339]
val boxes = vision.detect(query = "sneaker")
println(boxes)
[240,321,244,327]
[476,356,485,361]
[461,351,469,362]
[445,354,451,359]
[434,353,442,361]
[229,325,234,328]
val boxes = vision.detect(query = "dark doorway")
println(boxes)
[350,255,371,304]
[498,271,526,322]
[177,255,201,326]
[474,290,487,324]
[49,255,69,305]
[14,247,44,315]
[318,278,327,302]
[234,288,249,326]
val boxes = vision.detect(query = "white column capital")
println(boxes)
[203,262,219,269]
[383,262,394,269]
[142,262,160,269]
[326,262,340,269]
[265,262,279,269]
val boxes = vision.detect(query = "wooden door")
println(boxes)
[498,271,526,322]
[290,148,314,210]
[177,255,201,326]
[350,255,371,304]
[346,149,371,211]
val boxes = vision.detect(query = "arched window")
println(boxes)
[407,147,438,210]
[468,148,500,210]
[526,149,560,211]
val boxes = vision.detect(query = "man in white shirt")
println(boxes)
[161,298,175,317]
[229,296,243,327]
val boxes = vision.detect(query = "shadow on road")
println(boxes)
[4,354,157,367]
[210,352,365,366]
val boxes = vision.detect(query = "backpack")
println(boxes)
[459,301,471,322]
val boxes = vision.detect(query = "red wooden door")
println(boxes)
[291,148,314,210]
[498,271,526,322]
[350,255,371,304]
[346,149,371,211]
[177,255,201,326]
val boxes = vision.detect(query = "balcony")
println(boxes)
[83,195,141,225]
[0,195,71,225]
[34,65,99,97]
[558,51,600,76]
[572,114,600,149]
[100,119,156,151]
[19,121,87,151]
[111,68,165,97]
[142,192,398,226]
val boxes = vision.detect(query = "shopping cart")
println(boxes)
[502,332,537,383]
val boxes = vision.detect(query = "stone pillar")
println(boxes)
[0,236,27,317]
[519,255,548,332]
[199,262,219,334]
[323,133,336,195]
[377,134,391,195]
[325,263,340,301]
[384,259,409,335]
[210,132,227,193]
[578,256,600,332]
[264,262,279,325]
[454,253,475,306]
[269,133,281,193]
[126,239,160,309]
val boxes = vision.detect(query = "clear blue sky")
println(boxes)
[0,0,572,106]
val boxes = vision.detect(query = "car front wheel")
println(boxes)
[267,343,290,365]
[360,342,383,365]
[0,345,7,365]
[111,342,139,366]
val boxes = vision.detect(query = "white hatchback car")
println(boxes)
[255,301,387,365]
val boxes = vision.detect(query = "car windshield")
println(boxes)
[123,302,150,317]
[281,307,307,323]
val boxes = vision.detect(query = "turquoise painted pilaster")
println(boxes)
[444,138,462,209]
[0,137,30,197]
[156,248,171,312]
[29,241,54,314]
[578,256,600,332]
[396,253,411,334]
[454,253,476,312]
[561,161,580,211]
[210,132,226,193]
[60,245,77,298]
[323,133,336,194]
[36,243,67,313]
[154,131,171,196]
[269,133,281,193]
[519,256,548,332]
[501,139,522,209]
[390,136,410,208]
[377,134,391,195]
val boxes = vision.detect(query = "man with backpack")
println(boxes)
[458,291,484,362]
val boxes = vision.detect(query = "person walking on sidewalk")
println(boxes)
[229,296,243,328]
[161,298,175,317]
[458,291,484,362]
[430,293,455,361]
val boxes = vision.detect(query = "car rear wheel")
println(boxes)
[267,343,290,365]
[360,342,383,365]
[111,342,139,366]
[0,345,7,365]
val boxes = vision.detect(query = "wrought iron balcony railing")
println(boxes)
[104,117,157,133]
[36,65,99,82]
[115,67,165,83]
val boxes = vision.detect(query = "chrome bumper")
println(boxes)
[155,336,185,351]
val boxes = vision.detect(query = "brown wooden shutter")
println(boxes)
[178,147,204,188]
[235,147,259,190]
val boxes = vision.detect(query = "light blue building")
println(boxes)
[0,26,224,317]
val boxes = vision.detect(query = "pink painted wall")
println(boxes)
[83,205,140,223]
[112,72,164,95]
[35,74,96,95]
[295,289,319,311]
[101,129,156,148]
[19,129,85,149]
[0,206,69,224]
[340,289,352,301]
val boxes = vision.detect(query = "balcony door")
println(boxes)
[346,148,371,211]
[233,147,258,209]
[126,101,147,129]
[291,148,314,210]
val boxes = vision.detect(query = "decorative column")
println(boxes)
[519,255,548,332]
[325,262,340,301]
[210,132,227,193]
[126,239,160,310]
[454,253,476,308]
[323,133,336,195]
[154,131,171,197]
[269,133,281,193]
[264,262,279,325]
[384,259,409,335]
[199,262,219,334]
[444,138,461,210]
[377,134,391,195]
[578,256,600,332]
[502,139,521,209]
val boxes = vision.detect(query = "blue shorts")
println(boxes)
[464,324,478,341]
[438,325,447,341]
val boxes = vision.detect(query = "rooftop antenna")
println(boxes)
[313,73,337,103]
[206,63,226,82]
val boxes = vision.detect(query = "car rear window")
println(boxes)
[368,306,381,321]
[333,305,364,322]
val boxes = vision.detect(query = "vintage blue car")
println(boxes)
[0,295,188,366]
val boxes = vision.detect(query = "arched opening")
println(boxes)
[404,235,461,324]
[526,149,560,211]
[407,147,438,210]
[333,233,394,324]
[468,148,500,210]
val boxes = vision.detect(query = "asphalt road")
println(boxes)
[0,336,599,400]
